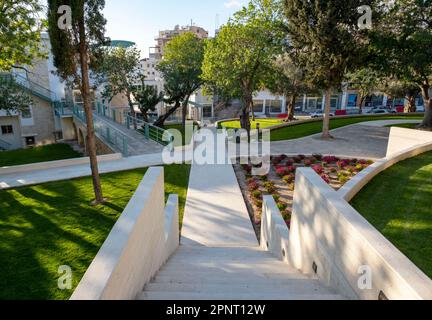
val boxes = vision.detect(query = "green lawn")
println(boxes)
[0,164,190,300]
[351,151,432,279]
[0,144,82,167]
[269,115,424,141]
[219,118,283,130]
[386,123,419,129]
[164,123,199,147]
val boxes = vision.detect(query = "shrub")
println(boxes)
[288,183,295,191]
[248,181,259,191]
[312,165,324,175]
[263,181,276,193]
[283,174,295,184]
[321,174,330,184]
[259,174,269,181]
[277,201,288,211]
[322,156,339,164]
[313,154,323,161]
[286,166,296,173]
[356,164,364,171]
[252,190,262,199]
[276,167,287,177]
[336,160,348,169]
[243,164,252,174]
[273,194,280,202]
[293,156,302,163]
[304,159,312,167]
[338,172,349,184]
[247,178,256,184]
[286,159,294,166]
[298,154,306,160]
[346,166,356,174]
[254,199,263,208]
[329,167,338,173]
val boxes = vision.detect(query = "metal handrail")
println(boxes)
[0,73,56,102]
[72,104,129,157]
[0,138,12,151]
[127,115,174,149]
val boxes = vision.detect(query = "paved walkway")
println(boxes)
[93,113,164,156]
[1,119,415,190]
[270,123,391,159]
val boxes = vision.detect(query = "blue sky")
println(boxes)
[103,0,248,57]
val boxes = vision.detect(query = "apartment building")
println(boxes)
[0,33,66,151]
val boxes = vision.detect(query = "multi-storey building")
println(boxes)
[0,33,66,151]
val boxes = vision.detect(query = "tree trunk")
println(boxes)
[322,88,332,139]
[359,96,366,114]
[251,102,256,122]
[284,94,296,122]
[240,94,252,141]
[182,94,191,130]
[141,110,149,123]
[420,83,432,129]
[78,15,104,204]
[405,95,417,113]
[154,101,181,127]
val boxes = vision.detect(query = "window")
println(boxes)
[25,136,35,147]
[21,106,32,119]
[1,125,13,135]
[203,105,212,118]
[253,100,264,113]
[268,100,282,113]
[347,94,358,108]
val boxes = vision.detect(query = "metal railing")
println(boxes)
[127,115,174,149]
[54,101,74,117]
[73,105,129,157]
[0,138,12,151]
[0,73,56,102]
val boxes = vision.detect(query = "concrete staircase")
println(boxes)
[139,246,345,300]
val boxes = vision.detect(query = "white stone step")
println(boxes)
[152,272,310,285]
[144,279,332,295]
[138,291,346,301]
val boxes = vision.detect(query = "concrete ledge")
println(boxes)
[339,127,432,201]
[289,168,432,300]
[261,195,290,263]
[0,153,122,175]
[70,167,179,300]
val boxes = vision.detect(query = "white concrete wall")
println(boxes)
[60,117,76,141]
[0,153,122,174]
[70,167,180,300]
[288,168,432,300]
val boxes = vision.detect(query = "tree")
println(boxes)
[48,0,109,204]
[97,46,143,129]
[265,52,311,121]
[0,76,32,112]
[345,68,381,113]
[284,0,372,138]
[202,0,283,134]
[133,76,164,122]
[370,0,432,128]
[0,0,46,71]
[380,78,420,113]
[154,32,205,128]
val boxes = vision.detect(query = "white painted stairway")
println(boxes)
[139,246,345,300]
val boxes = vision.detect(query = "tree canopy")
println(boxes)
[202,0,284,132]
[0,77,32,112]
[0,0,46,71]
[155,32,205,127]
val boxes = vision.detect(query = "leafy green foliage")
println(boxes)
[133,77,164,122]
[0,0,46,71]
[0,76,32,112]
[47,0,109,84]
[202,0,284,130]
[155,32,205,127]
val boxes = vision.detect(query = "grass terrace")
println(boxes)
[218,115,424,142]
[0,164,191,300]
[0,144,82,167]
[351,151,432,279]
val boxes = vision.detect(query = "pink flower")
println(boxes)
[276,167,287,177]
[321,174,330,184]
[312,165,324,175]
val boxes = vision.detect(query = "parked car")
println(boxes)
[310,111,335,118]
[366,109,389,114]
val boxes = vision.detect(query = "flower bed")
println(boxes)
[234,154,373,237]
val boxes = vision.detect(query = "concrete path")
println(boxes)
[1,119,413,190]
[93,113,164,156]
[270,124,391,159]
